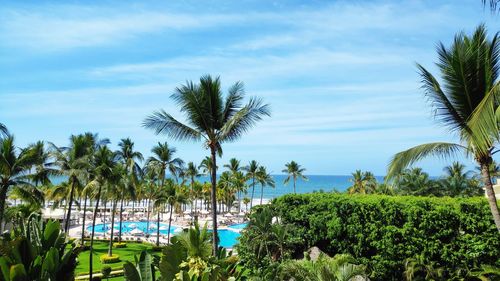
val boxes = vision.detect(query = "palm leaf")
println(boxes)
[387,142,467,181]
[143,110,202,142]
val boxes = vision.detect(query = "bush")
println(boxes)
[239,194,500,280]
[100,254,120,264]
[101,265,112,279]
[150,245,163,252]
[113,242,126,248]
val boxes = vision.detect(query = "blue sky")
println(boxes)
[1,0,499,176]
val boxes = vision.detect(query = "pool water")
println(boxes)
[87,221,178,235]
[228,223,248,230]
[88,221,248,248]
[217,230,240,248]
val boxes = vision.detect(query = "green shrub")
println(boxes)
[239,194,500,280]
[151,245,164,252]
[101,265,112,279]
[113,242,126,248]
[100,254,120,264]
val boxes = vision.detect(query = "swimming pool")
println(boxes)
[87,221,178,235]
[87,221,246,248]
[228,223,248,230]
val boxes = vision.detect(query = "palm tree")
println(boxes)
[143,75,270,254]
[386,25,500,231]
[185,162,201,215]
[0,123,7,138]
[51,134,92,232]
[27,141,58,187]
[347,170,377,195]
[106,164,127,257]
[279,253,366,281]
[395,168,436,196]
[116,138,142,242]
[0,136,37,232]
[256,166,275,205]
[88,145,116,280]
[243,160,259,209]
[282,161,307,194]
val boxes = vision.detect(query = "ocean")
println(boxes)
[50,175,385,199]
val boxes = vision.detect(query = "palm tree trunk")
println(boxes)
[0,186,8,233]
[167,204,173,244]
[480,163,500,232]
[89,184,103,281]
[210,146,218,255]
[65,180,76,232]
[260,184,264,205]
[81,194,88,242]
[156,209,160,246]
[250,178,255,209]
[146,197,151,234]
[293,176,296,194]
[108,200,118,256]
[118,195,124,243]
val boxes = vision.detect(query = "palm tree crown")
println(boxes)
[387,25,500,231]
[282,161,307,194]
[143,75,270,254]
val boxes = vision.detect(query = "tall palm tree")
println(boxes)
[0,136,37,232]
[282,161,307,194]
[143,75,270,254]
[347,170,377,195]
[27,141,58,187]
[243,160,259,209]
[106,164,126,257]
[51,135,92,232]
[256,166,275,205]
[387,25,500,231]
[88,145,116,281]
[116,138,142,242]
[185,162,201,215]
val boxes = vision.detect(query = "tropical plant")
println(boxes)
[0,136,38,232]
[256,166,275,205]
[88,145,117,280]
[0,123,7,138]
[279,253,366,281]
[51,134,93,232]
[123,251,155,281]
[386,25,500,231]
[185,162,201,215]
[243,160,259,209]
[143,75,270,254]
[347,170,377,195]
[394,168,437,196]
[404,254,444,281]
[282,161,307,194]
[0,216,80,281]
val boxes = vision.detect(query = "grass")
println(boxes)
[75,241,159,276]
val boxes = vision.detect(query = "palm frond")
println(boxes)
[218,97,271,143]
[143,109,202,141]
[387,142,467,181]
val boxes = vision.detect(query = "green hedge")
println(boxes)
[270,194,500,280]
[99,254,120,264]
[113,242,127,248]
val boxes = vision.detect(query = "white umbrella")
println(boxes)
[238,212,246,216]
[200,210,209,215]
[184,214,192,219]
[224,213,234,218]
[135,212,144,215]
[122,211,129,215]
[130,228,143,235]
[183,210,191,215]
[128,223,137,228]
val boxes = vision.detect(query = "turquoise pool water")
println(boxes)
[87,221,178,235]
[228,223,247,230]
[88,221,247,248]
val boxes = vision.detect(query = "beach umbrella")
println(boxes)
[183,210,191,215]
[184,214,192,219]
[224,213,234,218]
[130,228,143,235]
[135,212,144,215]
[238,212,246,216]
[122,211,129,215]
[200,210,209,215]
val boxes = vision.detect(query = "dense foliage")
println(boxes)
[238,193,500,280]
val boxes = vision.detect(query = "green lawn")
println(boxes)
[75,241,160,276]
